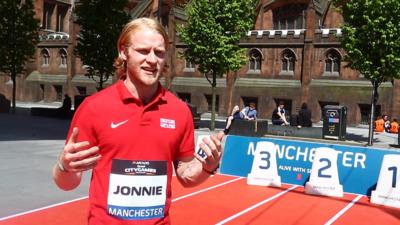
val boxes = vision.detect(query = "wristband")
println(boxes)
[57,161,69,173]
[203,164,219,175]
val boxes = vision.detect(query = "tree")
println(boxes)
[332,0,400,145]
[0,0,39,114]
[178,0,257,130]
[74,0,130,90]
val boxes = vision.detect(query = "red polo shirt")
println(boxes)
[68,80,195,224]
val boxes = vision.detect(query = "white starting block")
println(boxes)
[305,147,343,197]
[371,154,400,208]
[247,141,281,187]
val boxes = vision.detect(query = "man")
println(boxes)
[271,101,289,125]
[52,18,223,224]
[240,102,257,120]
[374,115,386,132]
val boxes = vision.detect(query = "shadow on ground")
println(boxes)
[0,108,70,141]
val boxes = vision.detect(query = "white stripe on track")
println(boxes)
[172,177,243,202]
[215,185,299,225]
[324,195,363,225]
[0,176,242,221]
[0,196,88,221]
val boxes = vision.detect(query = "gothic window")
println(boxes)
[205,94,219,112]
[324,50,341,76]
[273,4,307,30]
[184,59,195,72]
[59,49,67,68]
[280,49,295,75]
[41,49,50,67]
[248,49,262,73]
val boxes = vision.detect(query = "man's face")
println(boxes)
[279,104,284,109]
[121,27,166,88]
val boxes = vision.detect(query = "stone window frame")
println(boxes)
[247,48,263,74]
[183,59,195,72]
[279,49,296,76]
[40,48,50,67]
[322,49,341,77]
[59,48,67,68]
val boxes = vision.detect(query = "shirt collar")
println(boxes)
[116,79,166,106]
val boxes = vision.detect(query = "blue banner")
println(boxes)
[220,135,400,195]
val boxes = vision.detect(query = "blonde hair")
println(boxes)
[114,18,169,77]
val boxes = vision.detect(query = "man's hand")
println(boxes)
[195,131,225,173]
[59,127,101,173]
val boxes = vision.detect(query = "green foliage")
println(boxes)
[178,0,257,76]
[0,0,39,75]
[74,0,130,89]
[333,0,400,84]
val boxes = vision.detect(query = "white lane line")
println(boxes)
[324,195,363,225]
[172,177,244,202]
[0,176,242,221]
[0,196,88,221]
[215,185,299,225]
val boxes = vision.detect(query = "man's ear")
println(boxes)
[119,47,128,61]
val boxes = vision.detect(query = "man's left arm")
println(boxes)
[174,132,224,187]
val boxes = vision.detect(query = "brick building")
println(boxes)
[1,0,399,125]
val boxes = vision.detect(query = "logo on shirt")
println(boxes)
[111,119,129,129]
[160,118,175,129]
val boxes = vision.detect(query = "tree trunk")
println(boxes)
[210,71,217,131]
[368,81,379,146]
[11,70,16,114]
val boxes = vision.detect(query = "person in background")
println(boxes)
[374,114,386,132]
[272,101,289,125]
[389,118,399,133]
[240,102,257,120]
[224,105,241,134]
[297,102,312,128]
[52,18,224,224]
[384,114,391,132]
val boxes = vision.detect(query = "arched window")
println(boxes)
[324,50,341,76]
[41,49,50,67]
[248,49,262,73]
[184,58,195,72]
[280,49,295,75]
[59,49,67,68]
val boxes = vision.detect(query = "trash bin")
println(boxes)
[322,105,347,140]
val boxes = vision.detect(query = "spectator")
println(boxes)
[224,105,240,134]
[297,102,312,128]
[374,114,386,132]
[240,102,257,120]
[389,118,399,133]
[384,114,391,132]
[272,101,289,125]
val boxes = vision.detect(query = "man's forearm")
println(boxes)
[52,163,82,191]
[175,158,214,187]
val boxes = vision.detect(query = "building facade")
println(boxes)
[1,0,399,125]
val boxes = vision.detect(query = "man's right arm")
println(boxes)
[52,127,101,191]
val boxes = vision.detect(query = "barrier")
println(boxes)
[220,135,400,196]
[229,119,268,137]
[371,154,400,208]
[247,141,281,187]
[305,147,343,197]
[267,125,322,139]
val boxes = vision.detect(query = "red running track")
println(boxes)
[1,174,399,225]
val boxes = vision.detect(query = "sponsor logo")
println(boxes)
[111,119,129,129]
[160,118,175,129]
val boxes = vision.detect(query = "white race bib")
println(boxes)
[107,159,167,220]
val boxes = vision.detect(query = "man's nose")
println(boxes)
[146,51,157,63]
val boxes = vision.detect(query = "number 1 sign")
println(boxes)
[371,154,400,208]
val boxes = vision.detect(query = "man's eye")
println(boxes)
[137,49,149,55]
[155,50,166,58]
